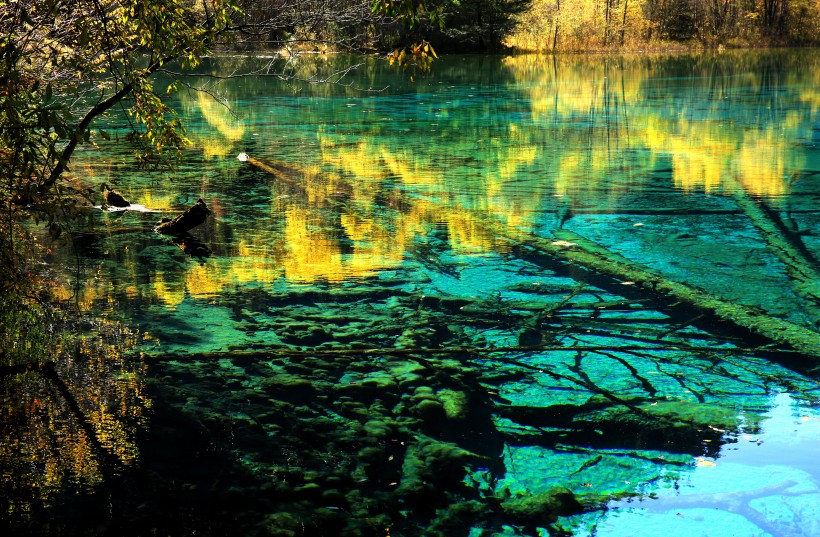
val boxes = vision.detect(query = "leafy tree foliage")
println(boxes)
[233,0,388,52]
[508,0,820,50]
[435,0,532,51]
[372,0,530,52]
[1,0,238,205]
[0,0,241,365]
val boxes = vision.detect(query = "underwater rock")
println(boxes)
[280,324,333,346]
[257,398,296,417]
[335,399,371,419]
[496,397,614,427]
[637,400,761,431]
[362,419,392,439]
[292,483,323,500]
[414,398,446,419]
[259,374,314,404]
[427,500,487,534]
[570,406,726,455]
[357,446,384,461]
[396,436,483,510]
[384,360,427,388]
[356,443,405,485]
[500,487,584,525]
[406,386,471,423]
[319,488,346,505]
[438,297,474,312]
[395,328,429,348]
[437,389,469,420]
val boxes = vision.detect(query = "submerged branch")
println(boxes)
[141,341,802,363]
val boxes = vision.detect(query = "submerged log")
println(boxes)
[723,175,820,312]
[516,227,820,358]
[237,152,303,183]
[238,153,820,359]
[154,198,211,235]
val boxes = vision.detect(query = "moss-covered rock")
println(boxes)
[362,419,392,439]
[280,324,334,346]
[395,436,482,511]
[428,500,488,534]
[500,487,583,525]
[263,512,301,536]
[638,400,761,431]
[414,398,446,419]
[437,389,469,420]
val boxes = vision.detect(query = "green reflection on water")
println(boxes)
[5,49,819,536]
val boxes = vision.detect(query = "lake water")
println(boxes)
[2,50,820,536]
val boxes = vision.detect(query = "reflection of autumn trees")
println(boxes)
[0,320,149,517]
[502,52,815,198]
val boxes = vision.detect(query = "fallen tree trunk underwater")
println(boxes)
[516,227,820,358]
[722,174,820,318]
[239,153,820,359]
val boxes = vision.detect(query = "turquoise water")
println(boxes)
[2,50,820,536]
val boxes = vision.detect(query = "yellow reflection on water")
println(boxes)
[502,53,813,198]
[0,320,149,509]
[70,52,817,298]
[182,90,246,159]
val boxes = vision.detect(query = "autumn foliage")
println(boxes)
[507,0,820,51]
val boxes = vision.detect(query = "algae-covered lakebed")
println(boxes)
[3,50,820,536]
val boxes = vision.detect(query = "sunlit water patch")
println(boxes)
[585,394,820,537]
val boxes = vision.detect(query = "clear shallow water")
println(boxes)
[2,50,820,536]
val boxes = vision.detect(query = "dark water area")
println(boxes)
[2,50,820,536]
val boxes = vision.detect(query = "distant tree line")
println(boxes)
[226,0,818,53]
[227,0,530,53]
[506,0,819,50]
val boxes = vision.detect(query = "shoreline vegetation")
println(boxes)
[491,0,819,54]
[241,0,819,55]
[219,40,814,58]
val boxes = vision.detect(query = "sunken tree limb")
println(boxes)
[517,227,820,358]
[154,198,211,235]
[723,175,820,314]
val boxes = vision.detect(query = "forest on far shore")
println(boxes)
[237,0,819,53]
[506,0,819,51]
